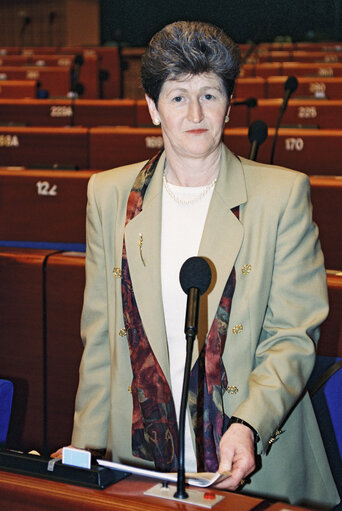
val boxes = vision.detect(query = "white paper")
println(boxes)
[97,459,231,488]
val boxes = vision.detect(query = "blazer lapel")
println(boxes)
[194,146,247,362]
[125,153,171,382]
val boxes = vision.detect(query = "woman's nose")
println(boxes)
[187,99,203,123]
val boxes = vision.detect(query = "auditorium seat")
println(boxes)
[282,62,342,77]
[257,50,292,62]
[45,251,85,452]
[0,80,38,99]
[267,76,342,99]
[0,248,55,452]
[62,46,121,99]
[310,176,342,271]
[234,77,266,99]
[290,51,342,63]
[0,99,74,126]
[317,271,342,359]
[0,98,136,127]
[89,126,163,169]
[74,99,136,127]
[0,379,13,445]
[309,270,342,501]
[249,99,342,129]
[223,127,342,174]
[0,127,88,168]
[0,66,71,97]
[0,168,95,248]
[254,63,282,77]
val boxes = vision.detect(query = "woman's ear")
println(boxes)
[145,94,160,125]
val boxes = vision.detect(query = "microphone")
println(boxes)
[70,54,84,96]
[248,120,268,161]
[175,257,212,500]
[280,75,298,114]
[231,97,258,108]
[179,256,212,338]
[270,75,298,164]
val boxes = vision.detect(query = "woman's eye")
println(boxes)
[204,94,214,100]
[173,96,183,103]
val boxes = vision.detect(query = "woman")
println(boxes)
[69,22,339,507]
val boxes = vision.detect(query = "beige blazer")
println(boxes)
[72,145,339,507]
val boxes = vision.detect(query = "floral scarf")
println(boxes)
[121,152,237,472]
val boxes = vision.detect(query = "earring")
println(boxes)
[152,118,161,126]
[224,115,229,123]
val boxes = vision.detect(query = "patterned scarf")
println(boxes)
[121,152,237,472]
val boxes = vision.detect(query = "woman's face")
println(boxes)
[146,72,230,161]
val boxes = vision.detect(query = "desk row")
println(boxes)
[0,170,340,271]
[0,126,341,175]
[0,47,121,99]
[0,248,340,454]
[2,98,342,130]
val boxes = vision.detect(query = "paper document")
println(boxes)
[97,459,231,487]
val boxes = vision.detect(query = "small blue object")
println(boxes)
[0,379,13,444]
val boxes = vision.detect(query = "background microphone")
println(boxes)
[280,75,298,114]
[248,120,268,161]
[179,256,212,338]
[270,75,298,164]
[70,54,84,96]
[175,256,212,500]
[231,97,258,108]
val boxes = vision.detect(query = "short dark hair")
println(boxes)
[141,21,241,105]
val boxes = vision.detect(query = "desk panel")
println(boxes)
[0,169,94,244]
[0,470,313,511]
[0,127,88,168]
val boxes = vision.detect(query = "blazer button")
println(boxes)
[226,385,239,394]
[128,385,132,393]
[119,328,127,337]
[241,264,252,275]
[113,267,122,278]
[232,324,243,334]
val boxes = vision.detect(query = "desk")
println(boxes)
[0,470,312,511]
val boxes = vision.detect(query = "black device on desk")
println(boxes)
[0,449,129,489]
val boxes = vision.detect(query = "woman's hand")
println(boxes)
[215,423,256,490]
[50,446,72,458]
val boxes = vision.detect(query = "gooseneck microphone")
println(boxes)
[248,120,268,161]
[231,97,258,108]
[175,257,212,500]
[280,75,299,114]
[270,75,298,164]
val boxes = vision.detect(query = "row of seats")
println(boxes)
[0,80,38,99]
[0,46,121,99]
[240,62,342,77]
[1,97,342,130]
[235,76,342,99]
[0,73,342,99]
[249,51,342,64]
[0,247,340,454]
[0,125,341,175]
[0,169,340,271]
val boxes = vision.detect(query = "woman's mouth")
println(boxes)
[186,129,208,134]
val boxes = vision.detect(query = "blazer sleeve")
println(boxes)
[231,172,329,453]
[71,173,111,450]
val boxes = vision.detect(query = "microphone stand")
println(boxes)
[174,287,199,499]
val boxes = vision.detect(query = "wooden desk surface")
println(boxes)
[0,470,313,511]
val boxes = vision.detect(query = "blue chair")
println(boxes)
[0,379,13,445]
[309,357,342,508]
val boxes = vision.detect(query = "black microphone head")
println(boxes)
[248,120,268,145]
[74,54,84,66]
[284,75,298,93]
[245,97,258,108]
[179,257,211,296]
